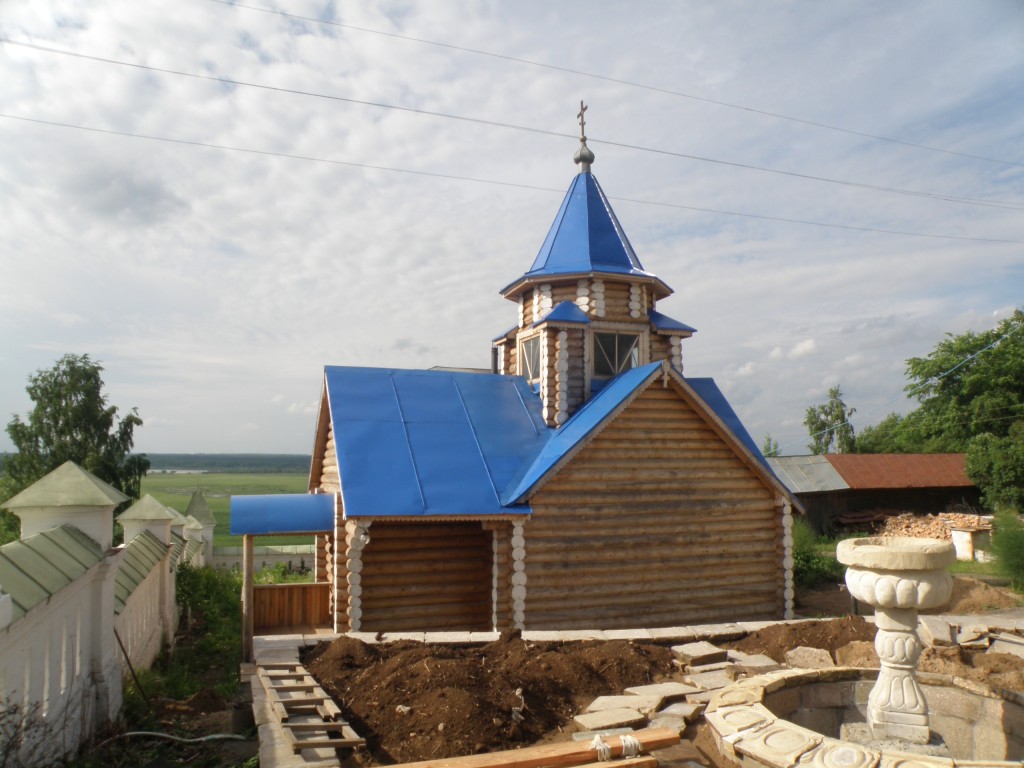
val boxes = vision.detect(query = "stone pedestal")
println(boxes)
[837,536,955,744]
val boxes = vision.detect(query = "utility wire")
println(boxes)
[775,317,1024,453]
[4,112,1024,246]
[208,0,1024,170]
[4,36,1024,212]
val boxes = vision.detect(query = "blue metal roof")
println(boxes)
[649,309,697,334]
[230,493,335,535]
[325,367,546,517]
[500,173,672,297]
[503,362,664,503]
[686,378,769,469]
[532,301,590,327]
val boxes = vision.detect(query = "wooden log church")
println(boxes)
[233,108,798,641]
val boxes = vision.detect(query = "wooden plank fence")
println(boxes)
[253,581,331,630]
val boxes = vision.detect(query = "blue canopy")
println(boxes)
[230,493,334,535]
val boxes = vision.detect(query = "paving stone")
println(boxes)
[685,690,716,704]
[522,630,562,642]
[658,701,706,723]
[345,632,379,644]
[423,631,474,643]
[571,727,634,742]
[727,650,779,668]
[624,682,700,702]
[587,694,664,715]
[988,633,1024,659]
[469,632,500,643]
[647,714,686,734]
[648,626,696,641]
[604,629,652,640]
[956,623,989,646]
[379,632,425,643]
[673,640,728,666]
[918,616,955,647]
[573,707,647,732]
[558,630,608,641]
[686,661,735,674]
[783,646,835,669]
[684,668,736,690]
[689,622,745,641]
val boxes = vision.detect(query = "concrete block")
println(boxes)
[624,682,699,702]
[604,629,651,640]
[573,707,646,732]
[687,661,736,674]
[469,632,500,643]
[522,630,562,642]
[685,690,716,704]
[784,646,835,669]
[345,632,379,644]
[918,616,955,647]
[586,694,664,715]
[379,632,425,643]
[422,631,474,643]
[673,640,728,666]
[557,630,607,641]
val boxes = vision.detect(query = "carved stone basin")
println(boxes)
[837,536,956,744]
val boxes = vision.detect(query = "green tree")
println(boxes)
[804,385,856,454]
[965,423,1024,511]
[2,354,149,513]
[761,433,780,458]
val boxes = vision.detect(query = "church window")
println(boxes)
[593,332,639,378]
[520,336,541,383]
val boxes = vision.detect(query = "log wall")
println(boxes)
[524,383,784,629]
[318,426,340,494]
[356,522,494,632]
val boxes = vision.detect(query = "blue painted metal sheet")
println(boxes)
[503,362,664,503]
[500,173,671,296]
[686,378,769,468]
[649,309,697,334]
[325,367,545,517]
[533,301,590,326]
[230,493,334,535]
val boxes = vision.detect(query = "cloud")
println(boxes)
[0,0,1021,453]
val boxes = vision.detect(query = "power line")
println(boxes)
[208,0,1024,170]
[5,112,1024,247]
[5,36,1024,212]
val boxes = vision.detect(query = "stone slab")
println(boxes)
[918,616,955,647]
[658,701,706,723]
[672,640,728,666]
[685,690,716,704]
[604,629,652,640]
[572,707,647,732]
[686,661,736,674]
[586,694,664,715]
[690,622,745,641]
[648,626,696,641]
[988,633,1024,659]
[558,630,608,641]
[728,651,783,672]
[684,669,735,690]
[623,682,699,702]
[647,715,686,734]
[784,645,835,669]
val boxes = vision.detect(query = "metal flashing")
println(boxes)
[531,301,591,327]
[230,493,335,535]
[649,309,697,335]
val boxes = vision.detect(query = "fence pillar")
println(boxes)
[241,534,254,662]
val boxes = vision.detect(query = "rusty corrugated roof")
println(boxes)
[825,453,973,490]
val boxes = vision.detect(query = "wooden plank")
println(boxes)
[384,727,678,768]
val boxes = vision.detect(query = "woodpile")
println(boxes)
[876,511,991,540]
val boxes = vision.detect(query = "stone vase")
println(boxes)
[836,536,955,744]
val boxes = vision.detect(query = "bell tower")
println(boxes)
[493,104,696,427]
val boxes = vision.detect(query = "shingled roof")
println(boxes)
[826,453,972,490]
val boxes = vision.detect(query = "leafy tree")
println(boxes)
[966,423,1024,510]
[804,385,856,454]
[761,433,780,458]
[2,354,149,515]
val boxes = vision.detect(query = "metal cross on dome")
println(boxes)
[577,100,588,138]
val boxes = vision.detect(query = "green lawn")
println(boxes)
[141,472,312,547]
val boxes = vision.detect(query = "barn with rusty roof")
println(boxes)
[232,118,799,643]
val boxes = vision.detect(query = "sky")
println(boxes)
[1,1,1022,457]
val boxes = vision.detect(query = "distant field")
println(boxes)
[141,472,312,547]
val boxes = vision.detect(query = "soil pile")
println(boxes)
[726,615,876,663]
[304,631,674,764]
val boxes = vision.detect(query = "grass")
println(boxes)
[141,472,310,547]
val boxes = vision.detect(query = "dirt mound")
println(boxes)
[304,631,674,764]
[923,576,1024,614]
[726,616,876,663]
[919,646,1024,691]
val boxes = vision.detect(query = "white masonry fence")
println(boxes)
[0,462,213,766]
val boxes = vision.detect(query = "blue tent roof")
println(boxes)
[649,309,697,334]
[500,172,672,297]
[324,367,548,517]
[532,301,590,327]
[231,493,334,535]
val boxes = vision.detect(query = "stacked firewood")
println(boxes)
[876,511,991,540]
